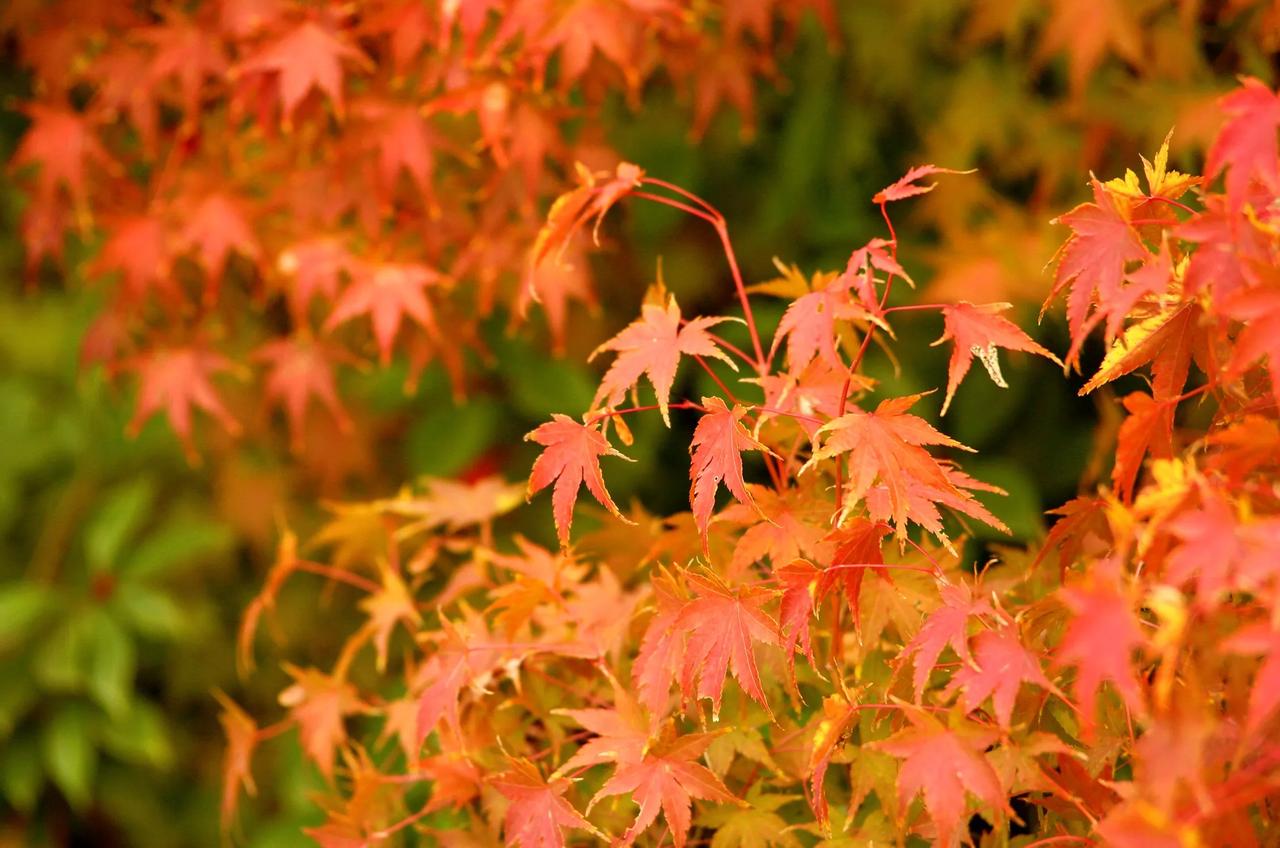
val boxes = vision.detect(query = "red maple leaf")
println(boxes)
[175,192,260,297]
[324,260,443,364]
[673,572,780,717]
[532,161,644,268]
[591,293,737,424]
[126,345,241,458]
[932,302,1061,414]
[555,684,651,773]
[1112,392,1174,502]
[255,335,353,449]
[1045,180,1148,363]
[278,664,360,781]
[632,570,687,716]
[492,759,601,848]
[1205,76,1280,211]
[771,278,878,373]
[1224,624,1280,736]
[590,731,738,848]
[944,628,1053,728]
[874,710,1008,847]
[214,690,258,828]
[526,415,631,547]
[92,214,174,304]
[902,582,994,698]
[10,104,110,208]
[1057,568,1146,738]
[238,19,369,126]
[277,236,355,319]
[689,397,771,544]
[873,164,974,205]
[810,394,1006,540]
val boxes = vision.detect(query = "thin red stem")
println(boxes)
[292,561,380,594]
[631,191,720,226]
[833,202,899,514]
[586,401,703,426]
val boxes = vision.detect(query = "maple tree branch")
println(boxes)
[631,191,720,226]
[692,323,756,368]
[291,560,381,594]
[1142,194,1197,215]
[882,303,945,315]
[586,401,703,426]
[642,177,723,218]
[833,202,900,515]
[370,802,435,840]
[633,181,767,371]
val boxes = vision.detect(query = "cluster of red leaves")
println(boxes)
[228,79,1280,847]
[5,0,827,459]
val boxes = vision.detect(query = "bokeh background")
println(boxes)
[1,2,1276,845]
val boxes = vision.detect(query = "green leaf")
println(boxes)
[112,583,187,640]
[121,516,233,581]
[0,582,58,650]
[406,398,500,477]
[86,612,135,718]
[99,700,173,770]
[0,732,43,813]
[41,703,97,810]
[33,614,93,693]
[85,479,155,572]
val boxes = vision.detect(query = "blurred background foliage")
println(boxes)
[1,1,1277,845]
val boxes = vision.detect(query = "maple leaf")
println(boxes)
[492,759,601,848]
[175,192,260,295]
[526,415,632,548]
[1056,569,1146,738]
[873,710,1007,847]
[674,572,780,717]
[238,20,369,126]
[873,165,975,205]
[532,162,644,268]
[843,237,912,313]
[808,394,1007,541]
[632,569,687,716]
[944,628,1052,728]
[126,345,241,458]
[1112,392,1173,502]
[1224,624,1280,736]
[140,13,228,123]
[255,335,352,449]
[806,695,858,829]
[555,684,651,774]
[1104,129,1199,203]
[1044,179,1148,363]
[415,604,518,744]
[325,260,444,364]
[279,664,361,780]
[771,274,879,373]
[92,214,174,304]
[10,104,110,209]
[902,582,994,698]
[1164,494,1280,603]
[590,731,738,848]
[1225,284,1280,409]
[214,690,258,829]
[689,397,771,545]
[277,236,355,318]
[1079,302,1198,395]
[932,302,1061,413]
[1205,77,1280,211]
[719,484,830,577]
[591,292,737,424]
[357,562,421,672]
[1036,0,1143,95]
